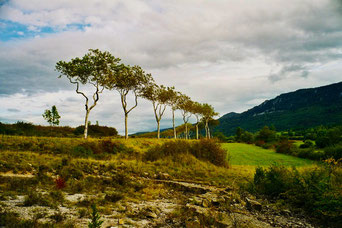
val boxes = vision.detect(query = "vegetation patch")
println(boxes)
[145,139,229,167]
[248,161,342,226]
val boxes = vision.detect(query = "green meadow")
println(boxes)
[222,143,315,166]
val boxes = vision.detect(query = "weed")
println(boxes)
[88,204,103,228]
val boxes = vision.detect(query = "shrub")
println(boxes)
[145,139,229,167]
[324,145,342,160]
[275,140,293,154]
[297,148,323,160]
[249,164,342,226]
[299,140,314,149]
[23,190,55,208]
[72,145,92,158]
[60,166,84,181]
[144,140,191,161]
[191,139,229,167]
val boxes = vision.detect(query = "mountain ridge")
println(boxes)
[216,81,342,135]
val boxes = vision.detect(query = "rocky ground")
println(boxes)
[0,173,317,228]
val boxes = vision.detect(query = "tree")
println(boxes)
[255,126,277,143]
[202,103,218,139]
[42,105,61,126]
[143,84,172,139]
[177,94,193,139]
[166,87,180,139]
[105,64,153,139]
[56,49,120,139]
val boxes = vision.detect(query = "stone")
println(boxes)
[146,211,158,218]
[245,197,262,211]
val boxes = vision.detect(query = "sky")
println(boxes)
[0,0,342,134]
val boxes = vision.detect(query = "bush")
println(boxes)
[144,139,229,167]
[23,190,56,208]
[144,140,191,161]
[324,145,342,160]
[297,148,324,160]
[249,164,342,226]
[191,139,229,167]
[275,140,294,154]
[299,140,314,149]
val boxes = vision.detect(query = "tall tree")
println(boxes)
[177,94,193,139]
[167,87,180,139]
[56,49,120,139]
[43,105,61,126]
[105,64,153,139]
[202,103,218,139]
[142,84,173,139]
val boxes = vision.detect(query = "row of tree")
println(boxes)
[56,49,218,139]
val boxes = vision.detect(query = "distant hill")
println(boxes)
[216,81,342,135]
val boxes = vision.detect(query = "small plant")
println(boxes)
[55,176,66,189]
[88,204,103,228]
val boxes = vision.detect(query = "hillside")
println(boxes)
[216,81,342,135]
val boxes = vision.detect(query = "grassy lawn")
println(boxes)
[222,143,315,167]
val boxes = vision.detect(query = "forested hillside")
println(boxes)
[217,81,342,135]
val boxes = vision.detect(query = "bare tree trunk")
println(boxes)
[196,124,199,140]
[157,121,160,139]
[185,124,188,140]
[125,113,128,140]
[84,110,89,139]
[172,109,176,139]
[205,120,209,139]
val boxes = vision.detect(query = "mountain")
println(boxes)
[216,81,342,135]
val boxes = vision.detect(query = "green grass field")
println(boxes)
[222,143,315,166]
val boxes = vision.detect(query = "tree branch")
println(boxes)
[68,77,89,111]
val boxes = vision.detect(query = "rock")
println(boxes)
[146,211,158,218]
[245,197,262,211]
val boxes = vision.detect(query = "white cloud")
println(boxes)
[1,0,342,134]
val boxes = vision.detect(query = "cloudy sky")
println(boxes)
[1,0,342,134]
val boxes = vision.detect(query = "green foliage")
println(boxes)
[249,164,342,226]
[324,145,342,160]
[235,127,254,143]
[43,105,61,126]
[255,126,277,143]
[299,140,314,148]
[88,204,103,228]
